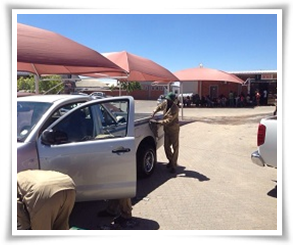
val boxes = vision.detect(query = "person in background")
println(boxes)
[262,89,268,105]
[206,95,214,107]
[229,91,234,107]
[255,90,261,106]
[220,94,227,107]
[17,169,76,230]
[246,94,251,106]
[151,92,180,174]
[192,94,200,107]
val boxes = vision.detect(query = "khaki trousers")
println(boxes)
[30,189,76,230]
[106,198,132,219]
[164,127,180,168]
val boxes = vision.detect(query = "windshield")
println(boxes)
[17,101,52,142]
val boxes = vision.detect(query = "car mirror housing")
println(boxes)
[41,129,68,145]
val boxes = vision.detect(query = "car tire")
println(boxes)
[137,144,156,178]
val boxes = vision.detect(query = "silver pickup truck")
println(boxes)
[251,115,277,168]
[17,95,164,201]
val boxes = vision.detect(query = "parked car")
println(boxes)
[17,94,164,201]
[251,115,277,168]
[89,91,108,99]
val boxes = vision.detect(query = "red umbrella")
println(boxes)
[174,66,244,84]
[102,51,178,82]
[17,23,127,77]
[152,65,244,87]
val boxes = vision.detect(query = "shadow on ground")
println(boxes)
[267,180,277,198]
[267,185,277,198]
[69,162,209,230]
[69,199,160,230]
[134,162,210,205]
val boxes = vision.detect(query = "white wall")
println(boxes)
[171,81,198,95]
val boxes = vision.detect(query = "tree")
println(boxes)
[120,81,142,94]
[17,75,35,92]
[17,75,65,94]
[39,75,64,94]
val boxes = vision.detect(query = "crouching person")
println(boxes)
[17,169,76,230]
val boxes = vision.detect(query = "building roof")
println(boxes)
[228,70,277,75]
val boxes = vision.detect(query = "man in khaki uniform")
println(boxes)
[152,92,180,173]
[17,169,76,230]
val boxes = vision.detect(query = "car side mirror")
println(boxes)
[41,129,68,145]
[116,115,126,124]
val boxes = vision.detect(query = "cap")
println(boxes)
[165,92,176,101]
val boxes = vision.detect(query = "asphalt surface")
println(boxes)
[69,101,278,231]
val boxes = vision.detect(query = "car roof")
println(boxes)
[17,94,91,103]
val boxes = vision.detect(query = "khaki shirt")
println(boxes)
[153,100,179,133]
[17,170,76,224]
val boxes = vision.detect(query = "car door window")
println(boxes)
[50,99,129,144]
[51,106,93,143]
[96,101,128,139]
[40,101,86,133]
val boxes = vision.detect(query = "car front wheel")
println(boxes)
[137,144,156,178]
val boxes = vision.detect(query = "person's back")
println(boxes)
[17,169,76,230]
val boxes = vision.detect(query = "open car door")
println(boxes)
[37,96,136,202]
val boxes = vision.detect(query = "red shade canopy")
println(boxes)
[17,23,127,77]
[101,51,178,82]
[174,66,244,84]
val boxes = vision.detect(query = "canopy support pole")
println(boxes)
[180,81,183,120]
[32,64,40,94]
[34,75,39,94]
[117,80,121,96]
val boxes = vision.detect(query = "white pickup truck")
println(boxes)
[17,95,164,201]
[251,115,277,168]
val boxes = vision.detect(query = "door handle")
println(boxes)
[112,146,131,154]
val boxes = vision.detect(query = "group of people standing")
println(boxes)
[228,89,268,107]
[181,89,270,108]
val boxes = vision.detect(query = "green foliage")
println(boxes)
[109,84,119,91]
[17,75,35,92]
[39,75,64,94]
[120,81,142,94]
[17,75,64,94]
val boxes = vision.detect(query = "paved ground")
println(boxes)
[69,101,278,232]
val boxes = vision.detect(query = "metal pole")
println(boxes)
[31,64,40,94]
[180,81,183,120]
[34,75,39,94]
[118,80,121,96]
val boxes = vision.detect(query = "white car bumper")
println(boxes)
[251,150,265,167]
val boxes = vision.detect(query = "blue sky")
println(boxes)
[16,11,279,73]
